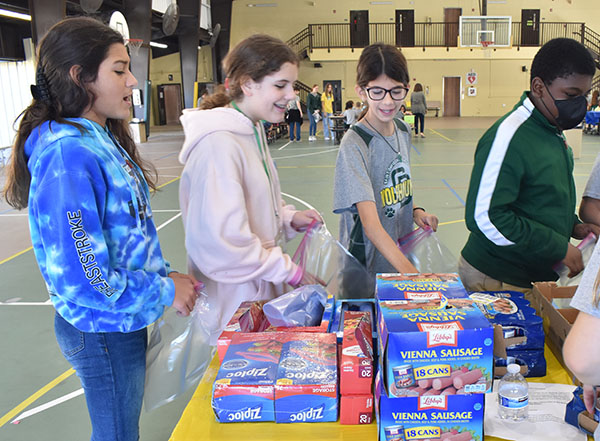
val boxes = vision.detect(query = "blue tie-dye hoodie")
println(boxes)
[25,118,175,332]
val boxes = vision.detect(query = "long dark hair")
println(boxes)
[4,17,156,210]
[201,34,299,110]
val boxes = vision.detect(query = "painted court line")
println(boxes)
[439,219,465,226]
[429,128,454,142]
[278,141,293,151]
[0,368,76,428]
[274,148,338,160]
[11,389,84,424]
[442,178,466,206]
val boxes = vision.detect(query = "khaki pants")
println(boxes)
[458,255,533,302]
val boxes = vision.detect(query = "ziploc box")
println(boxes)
[212,332,286,422]
[377,298,494,397]
[217,300,269,363]
[376,273,469,302]
[375,372,484,441]
[275,332,338,423]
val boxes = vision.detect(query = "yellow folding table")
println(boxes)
[170,344,579,441]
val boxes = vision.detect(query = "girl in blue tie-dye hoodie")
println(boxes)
[4,18,198,441]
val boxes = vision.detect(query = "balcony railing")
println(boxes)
[304,21,585,51]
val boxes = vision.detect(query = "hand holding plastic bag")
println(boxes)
[398,226,458,273]
[263,285,327,327]
[293,220,375,298]
[144,292,214,411]
[555,233,597,286]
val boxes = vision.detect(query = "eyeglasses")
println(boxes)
[364,86,409,101]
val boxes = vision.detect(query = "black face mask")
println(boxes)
[543,83,588,130]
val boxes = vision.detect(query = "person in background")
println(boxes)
[178,34,322,345]
[579,153,600,228]
[197,89,209,108]
[321,83,334,140]
[333,43,438,276]
[306,83,321,142]
[2,17,199,441]
[459,38,600,299]
[286,85,303,142]
[410,83,427,138]
[343,100,356,129]
[588,90,599,111]
[353,100,364,119]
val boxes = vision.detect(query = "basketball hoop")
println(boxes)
[481,41,494,48]
[126,39,144,56]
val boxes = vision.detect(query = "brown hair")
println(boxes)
[4,17,156,210]
[591,90,599,108]
[356,43,409,120]
[201,34,299,110]
[324,82,333,97]
[414,83,423,92]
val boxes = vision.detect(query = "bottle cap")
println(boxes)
[507,363,520,374]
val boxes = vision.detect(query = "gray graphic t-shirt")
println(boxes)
[333,120,414,274]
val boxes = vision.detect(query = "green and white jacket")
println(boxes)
[461,92,580,288]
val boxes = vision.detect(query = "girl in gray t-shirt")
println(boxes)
[333,43,438,276]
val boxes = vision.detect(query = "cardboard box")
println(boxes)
[377,298,494,397]
[274,333,338,423]
[340,311,374,396]
[212,332,286,422]
[340,394,373,425]
[376,273,468,301]
[531,282,579,370]
[375,373,484,441]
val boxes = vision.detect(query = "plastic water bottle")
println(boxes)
[498,363,529,421]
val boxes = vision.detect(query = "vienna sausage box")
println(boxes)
[212,332,286,422]
[274,332,338,423]
[376,273,469,303]
[377,297,493,397]
[376,373,484,441]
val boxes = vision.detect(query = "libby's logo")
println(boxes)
[418,395,447,410]
[405,291,442,301]
[417,322,463,347]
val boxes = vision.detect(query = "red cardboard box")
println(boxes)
[340,311,374,396]
[340,394,373,425]
[217,300,269,362]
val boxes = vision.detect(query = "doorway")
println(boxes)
[395,10,415,47]
[350,10,369,48]
[521,9,540,46]
[443,77,461,117]
[323,80,342,114]
[157,84,183,125]
[444,8,462,47]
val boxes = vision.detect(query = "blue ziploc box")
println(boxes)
[470,292,544,351]
[212,332,286,422]
[376,273,469,303]
[274,332,338,423]
[377,298,494,397]
[375,372,484,441]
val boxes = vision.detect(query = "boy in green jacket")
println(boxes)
[459,38,600,295]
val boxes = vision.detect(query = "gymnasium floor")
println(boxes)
[0,116,599,440]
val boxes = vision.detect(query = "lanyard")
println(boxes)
[231,101,280,219]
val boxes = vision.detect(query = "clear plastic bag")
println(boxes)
[144,293,214,411]
[555,232,597,287]
[397,226,458,273]
[293,221,375,298]
[262,285,328,327]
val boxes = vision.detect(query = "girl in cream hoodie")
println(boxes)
[179,35,322,344]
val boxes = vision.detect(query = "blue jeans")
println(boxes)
[322,112,332,139]
[55,312,147,441]
[289,121,301,140]
[308,111,317,136]
[414,113,425,134]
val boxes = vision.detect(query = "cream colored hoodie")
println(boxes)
[179,107,300,344]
